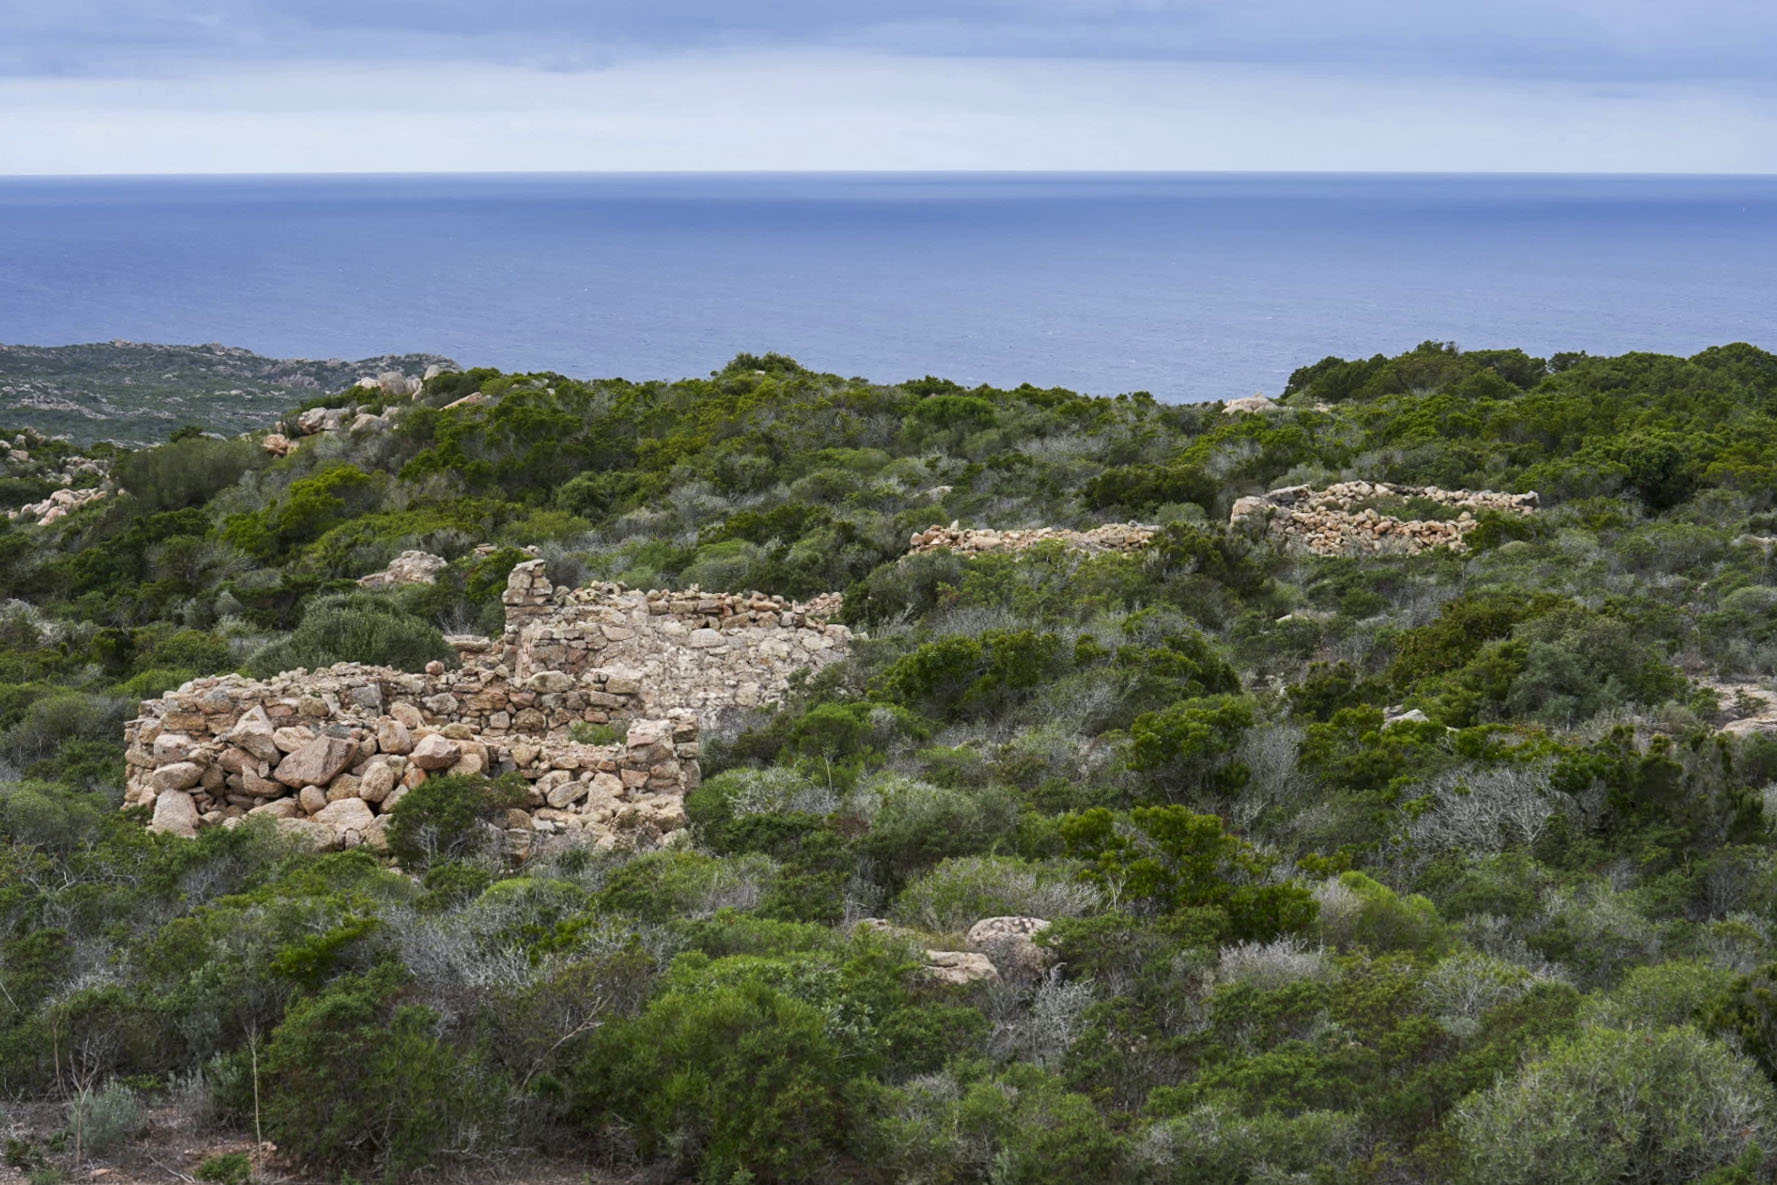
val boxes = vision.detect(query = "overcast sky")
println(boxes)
[2,0,1773,173]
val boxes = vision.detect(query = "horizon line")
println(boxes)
[3,168,1776,181]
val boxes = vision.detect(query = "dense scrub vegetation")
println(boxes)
[9,341,1777,1181]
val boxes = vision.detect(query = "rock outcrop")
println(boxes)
[357,550,449,589]
[1230,481,1537,556]
[907,521,1158,557]
[9,485,108,526]
[966,916,1055,982]
[1222,394,1279,415]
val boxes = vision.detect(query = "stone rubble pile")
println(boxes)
[856,914,1055,986]
[124,662,700,856]
[1229,481,1538,556]
[907,521,1159,557]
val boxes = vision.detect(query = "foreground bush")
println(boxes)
[1454,1025,1777,1185]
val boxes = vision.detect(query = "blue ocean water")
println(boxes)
[0,172,1772,400]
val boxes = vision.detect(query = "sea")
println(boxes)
[0,172,1773,401]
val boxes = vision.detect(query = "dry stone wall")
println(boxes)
[123,662,699,856]
[907,521,1158,557]
[500,561,850,717]
[1229,481,1538,556]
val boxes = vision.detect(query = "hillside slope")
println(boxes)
[0,340,456,444]
[6,341,1777,1183]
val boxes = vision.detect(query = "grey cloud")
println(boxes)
[2,0,1773,82]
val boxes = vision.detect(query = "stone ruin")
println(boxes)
[907,521,1158,557]
[1229,481,1538,556]
[124,560,852,856]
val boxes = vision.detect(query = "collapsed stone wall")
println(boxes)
[1229,481,1537,556]
[907,521,1158,557]
[125,559,855,852]
[500,561,850,716]
[124,662,699,856]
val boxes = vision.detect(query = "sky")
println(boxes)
[1,0,1773,174]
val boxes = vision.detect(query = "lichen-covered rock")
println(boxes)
[966,916,1054,982]
[356,550,448,589]
[922,950,1001,986]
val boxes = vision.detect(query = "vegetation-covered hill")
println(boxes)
[0,341,455,445]
[7,341,1777,1183]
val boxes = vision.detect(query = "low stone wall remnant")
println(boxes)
[907,521,1158,557]
[123,662,699,856]
[500,561,850,715]
[1229,481,1537,556]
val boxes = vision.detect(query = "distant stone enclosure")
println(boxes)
[125,560,851,854]
[1230,481,1538,556]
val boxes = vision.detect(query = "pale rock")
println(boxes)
[389,701,424,729]
[274,734,359,788]
[149,790,200,838]
[222,706,282,764]
[545,778,587,809]
[248,798,302,819]
[298,785,329,815]
[152,732,197,764]
[376,717,413,755]
[525,670,576,693]
[152,761,205,793]
[922,950,1000,986]
[275,817,338,850]
[359,761,397,803]
[357,550,448,589]
[272,726,316,754]
[314,797,376,832]
[965,916,1054,982]
[410,733,461,770]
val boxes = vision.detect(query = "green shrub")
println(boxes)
[383,773,527,868]
[194,1150,254,1185]
[1455,1025,1777,1185]
[890,855,1099,933]
[577,976,850,1181]
[259,965,505,1175]
[66,1081,144,1156]
[243,592,453,678]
